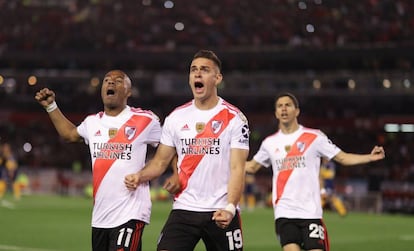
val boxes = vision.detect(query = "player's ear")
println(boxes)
[124,77,132,97]
[215,73,223,85]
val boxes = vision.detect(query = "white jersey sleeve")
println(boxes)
[253,134,276,168]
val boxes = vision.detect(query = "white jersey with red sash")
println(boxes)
[161,97,250,212]
[253,125,341,219]
[77,106,161,228]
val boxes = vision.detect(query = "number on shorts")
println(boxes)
[117,227,133,248]
[226,229,243,250]
[309,223,325,240]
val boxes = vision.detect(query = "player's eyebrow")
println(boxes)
[104,76,123,81]
[190,65,211,71]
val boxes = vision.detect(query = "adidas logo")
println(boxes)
[94,130,101,136]
[181,124,190,131]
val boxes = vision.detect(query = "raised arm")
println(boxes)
[333,145,385,166]
[34,88,81,142]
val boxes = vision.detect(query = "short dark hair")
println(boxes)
[275,92,300,108]
[193,50,222,71]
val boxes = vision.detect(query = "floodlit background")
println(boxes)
[0,2,413,247]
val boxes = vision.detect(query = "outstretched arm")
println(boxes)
[35,88,81,142]
[124,144,176,190]
[333,145,385,166]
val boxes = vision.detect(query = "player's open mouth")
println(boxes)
[195,82,203,88]
[194,82,204,92]
[107,89,115,96]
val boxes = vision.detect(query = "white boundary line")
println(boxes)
[400,235,414,241]
[0,200,16,209]
[0,244,58,251]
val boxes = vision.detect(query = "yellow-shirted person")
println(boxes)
[320,158,347,216]
[0,143,21,200]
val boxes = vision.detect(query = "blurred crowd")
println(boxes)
[1,0,413,54]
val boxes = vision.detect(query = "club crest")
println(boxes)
[108,128,118,139]
[296,141,306,152]
[211,120,223,134]
[125,126,136,140]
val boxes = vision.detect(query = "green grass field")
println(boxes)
[0,194,413,251]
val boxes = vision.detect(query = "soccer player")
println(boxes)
[0,143,20,200]
[245,92,385,251]
[319,158,347,217]
[35,70,162,251]
[124,50,250,251]
[0,143,9,199]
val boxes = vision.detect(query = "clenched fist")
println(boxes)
[124,173,140,191]
[35,88,56,107]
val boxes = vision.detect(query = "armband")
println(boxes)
[225,203,236,217]
[45,101,58,113]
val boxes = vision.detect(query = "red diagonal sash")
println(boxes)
[176,109,235,197]
[92,115,152,199]
[275,132,317,204]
